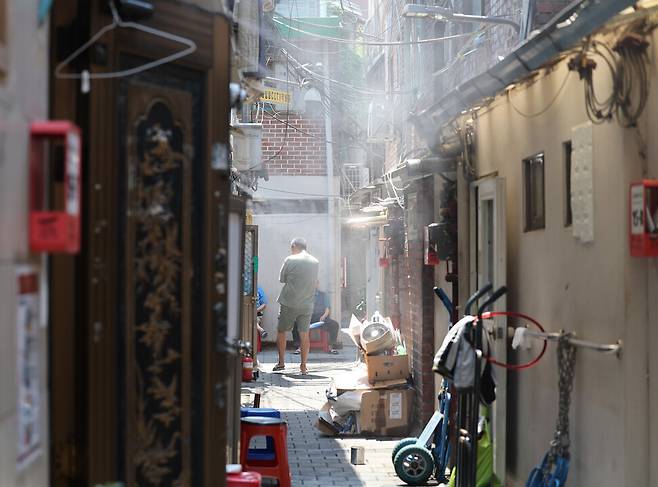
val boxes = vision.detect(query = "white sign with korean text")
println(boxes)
[631,185,645,235]
[16,267,41,470]
[389,392,402,420]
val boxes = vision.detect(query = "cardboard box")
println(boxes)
[331,363,408,394]
[359,387,413,436]
[365,354,410,384]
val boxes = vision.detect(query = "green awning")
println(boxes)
[273,16,345,39]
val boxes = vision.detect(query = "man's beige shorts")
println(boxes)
[278,305,312,333]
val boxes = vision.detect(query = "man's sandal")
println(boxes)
[272,364,285,371]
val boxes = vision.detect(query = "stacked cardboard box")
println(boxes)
[316,314,412,437]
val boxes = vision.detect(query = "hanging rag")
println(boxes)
[433,315,495,399]
[434,315,474,377]
[512,326,530,350]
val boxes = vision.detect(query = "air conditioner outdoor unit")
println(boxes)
[231,123,263,172]
[367,101,393,143]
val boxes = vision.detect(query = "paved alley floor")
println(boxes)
[243,345,441,487]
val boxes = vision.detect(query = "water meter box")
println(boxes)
[29,121,82,254]
[630,180,658,257]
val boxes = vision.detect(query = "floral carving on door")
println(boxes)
[133,101,185,485]
[123,84,194,486]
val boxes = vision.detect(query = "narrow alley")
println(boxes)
[4,1,658,487]
[245,347,412,487]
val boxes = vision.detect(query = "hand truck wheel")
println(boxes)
[391,437,418,462]
[393,444,435,485]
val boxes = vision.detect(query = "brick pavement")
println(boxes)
[243,345,443,487]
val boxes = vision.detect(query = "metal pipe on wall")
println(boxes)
[323,42,339,322]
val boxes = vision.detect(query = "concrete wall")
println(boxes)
[253,176,340,337]
[0,2,50,486]
[469,32,657,484]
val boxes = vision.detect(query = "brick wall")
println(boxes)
[262,112,327,176]
[401,179,436,425]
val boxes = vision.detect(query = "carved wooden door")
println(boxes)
[118,63,204,487]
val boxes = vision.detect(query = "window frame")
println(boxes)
[563,141,573,227]
[522,152,546,232]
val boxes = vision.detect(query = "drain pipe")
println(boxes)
[323,44,339,324]
[401,4,521,34]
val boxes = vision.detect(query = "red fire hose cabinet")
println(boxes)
[29,121,81,254]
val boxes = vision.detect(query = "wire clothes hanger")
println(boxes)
[55,1,197,90]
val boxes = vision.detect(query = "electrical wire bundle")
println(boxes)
[569,28,651,128]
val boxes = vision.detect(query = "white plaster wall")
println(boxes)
[0,2,50,486]
[471,53,646,486]
[253,176,340,338]
[638,27,658,487]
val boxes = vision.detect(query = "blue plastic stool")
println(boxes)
[240,408,281,462]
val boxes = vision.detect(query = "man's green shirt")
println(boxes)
[277,250,319,309]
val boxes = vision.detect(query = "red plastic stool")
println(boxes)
[309,328,330,353]
[240,417,291,487]
[227,464,262,486]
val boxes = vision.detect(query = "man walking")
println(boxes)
[274,238,319,375]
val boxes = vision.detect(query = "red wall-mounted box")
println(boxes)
[630,180,658,257]
[29,121,81,254]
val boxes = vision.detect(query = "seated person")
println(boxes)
[293,284,340,354]
[256,285,268,339]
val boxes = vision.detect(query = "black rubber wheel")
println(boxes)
[391,437,418,462]
[394,445,435,485]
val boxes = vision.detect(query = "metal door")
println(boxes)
[470,176,507,479]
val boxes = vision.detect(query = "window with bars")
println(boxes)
[523,153,545,232]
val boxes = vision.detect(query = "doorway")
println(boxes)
[48,3,232,485]
[470,176,507,479]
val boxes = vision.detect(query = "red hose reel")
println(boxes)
[478,311,547,370]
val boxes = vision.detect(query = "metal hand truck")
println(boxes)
[391,287,455,485]
[455,284,507,487]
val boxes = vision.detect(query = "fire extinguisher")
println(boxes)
[241,356,254,382]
